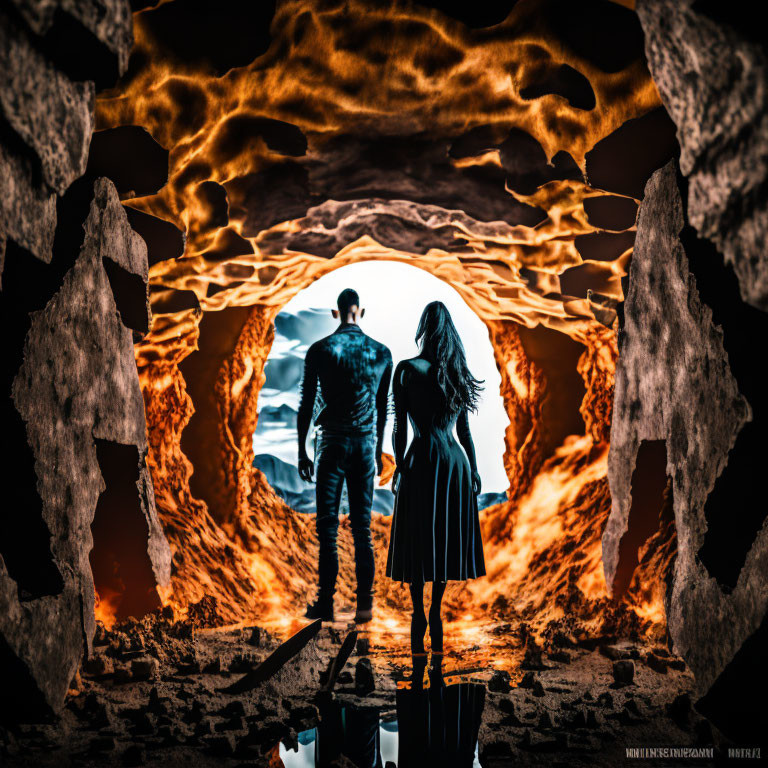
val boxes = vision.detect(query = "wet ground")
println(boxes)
[0,609,727,768]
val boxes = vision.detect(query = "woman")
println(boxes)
[386,301,486,654]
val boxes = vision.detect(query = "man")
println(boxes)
[297,288,392,623]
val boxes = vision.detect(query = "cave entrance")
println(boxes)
[252,260,510,516]
[614,439,674,599]
[170,251,612,630]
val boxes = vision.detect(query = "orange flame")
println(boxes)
[93,0,674,649]
[94,588,121,630]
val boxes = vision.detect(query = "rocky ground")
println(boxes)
[0,608,726,768]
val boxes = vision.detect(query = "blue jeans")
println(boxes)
[315,432,376,607]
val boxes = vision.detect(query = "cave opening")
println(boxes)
[158,245,629,652]
[613,439,673,600]
[89,439,162,627]
[252,260,511,518]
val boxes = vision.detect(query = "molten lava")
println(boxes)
[93,0,676,655]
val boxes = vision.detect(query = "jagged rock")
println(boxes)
[488,670,512,693]
[518,671,536,689]
[637,0,768,311]
[0,178,171,717]
[612,660,635,687]
[83,655,111,677]
[0,10,94,194]
[0,143,56,264]
[131,657,159,681]
[8,0,133,88]
[600,643,633,661]
[643,652,668,675]
[603,160,768,727]
[596,691,613,709]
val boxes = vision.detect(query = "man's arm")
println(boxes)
[297,345,318,481]
[375,357,393,474]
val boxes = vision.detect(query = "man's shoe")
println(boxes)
[305,599,334,622]
[354,606,373,624]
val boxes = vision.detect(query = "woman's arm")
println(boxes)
[392,361,409,467]
[457,408,482,494]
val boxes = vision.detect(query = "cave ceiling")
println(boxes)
[94,0,677,355]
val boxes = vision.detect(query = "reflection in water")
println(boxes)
[397,657,485,768]
[279,658,484,768]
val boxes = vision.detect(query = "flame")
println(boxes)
[92,0,675,651]
[94,588,121,630]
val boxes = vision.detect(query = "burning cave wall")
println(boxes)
[605,0,768,740]
[0,0,171,718]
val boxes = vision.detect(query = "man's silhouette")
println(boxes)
[297,288,392,622]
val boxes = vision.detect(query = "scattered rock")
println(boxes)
[612,660,635,687]
[597,691,614,708]
[83,655,111,676]
[131,657,159,681]
[519,671,536,689]
[488,670,512,693]
[644,652,668,674]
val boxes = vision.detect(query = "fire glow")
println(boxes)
[92,0,675,655]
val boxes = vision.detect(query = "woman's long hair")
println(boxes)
[415,301,483,419]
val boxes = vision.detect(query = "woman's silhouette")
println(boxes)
[386,301,486,654]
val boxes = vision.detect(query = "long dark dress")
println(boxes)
[386,357,486,583]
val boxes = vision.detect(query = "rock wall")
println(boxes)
[0,1,170,718]
[605,161,768,739]
[636,0,768,311]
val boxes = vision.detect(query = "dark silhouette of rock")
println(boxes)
[612,660,635,687]
[0,143,56,264]
[8,0,134,88]
[0,179,170,718]
[87,127,169,198]
[0,10,94,195]
[636,0,768,310]
[604,161,768,742]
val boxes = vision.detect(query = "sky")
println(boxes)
[254,260,509,494]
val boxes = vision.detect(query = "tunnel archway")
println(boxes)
[137,240,641,653]
[252,260,512,518]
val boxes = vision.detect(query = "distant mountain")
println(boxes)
[256,403,297,428]
[478,491,507,509]
[275,307,336,345]
[253,453,309,495]
[253,452,394,515]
